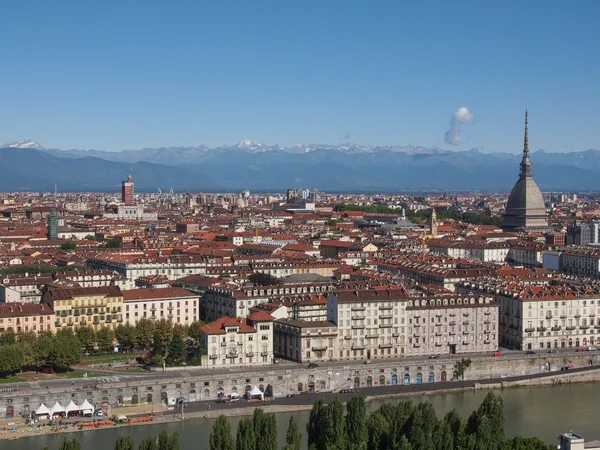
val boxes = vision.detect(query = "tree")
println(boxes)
[248,272,280,286]
[209,415,235,450]
[466,392,506,450]
[167,335,185,364]
[138,436,158,450]
[158,431,180,450]
[0,344,24,376]
[96,326,115,352]
[345,396,368,450]
[105,239,122,248]
[135,318,155,348]
[115,323,137,351]
[328,397,346,450]
[283,415,302,450]
[453,358,472,381]
[172,323,188,340]
[253,408,277,450]
[49,333,82,370]
[59,437,82,450]
[504,436,555,450]
[307,398,325,449]
[114,436,135,450]
[188,321,203,345]
[0,328,16,345]
[154,318,174,348]
[61,241,76,250]
[367,412,391,450]
[235,417,256,450]
[33,331,54,366]
[76,326,96,353]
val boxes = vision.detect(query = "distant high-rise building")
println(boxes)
[429,208,438,237]
[286,189,296,203]
[566,221,600,246]
[47,209,58,240]
[122,174,134,205]
[502,110,549,231]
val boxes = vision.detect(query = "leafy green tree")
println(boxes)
[114,436,135,450]
[135,318,155,348]
[84,234,96,241]
[307,398,325,450]
[188,321,203,345]
[209,415,235,450]
[61,241,76,250]
[157,431,180,450]
[235,417,256,450]
[115,323,137,351]
[404,401,438,450]
[0,344,24,375]
[172,323,188,339]
[248,272,280,286]
[453,358,472,381]
[76,326,96,352]
[167,335,185,364]
[367,412,391,450]
[105,239,122,248]
[138,435,158,450]
[33,331,54,366]
[59,437,82,450]
[466,392,506,450]
[49,332,82,370]
[253,408,277,450]
[20,341,37,368]
[328,397,346,450]
[96,326,115,352]
[0,328,16,345]
[504,436,554,450]
[154,319,174,348]
[345,396,368,450]
[397,435,413,450]
[283,415,302,450]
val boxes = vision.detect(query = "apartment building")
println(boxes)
[41,286,124,331]
[122,287,200,326]
[0,303,55,334]
[200,311,274,368]
[274,319,338,362]
[251,261,342,279]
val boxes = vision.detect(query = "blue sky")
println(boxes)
[1,0,599,153]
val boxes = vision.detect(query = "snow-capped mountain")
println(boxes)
[6,139,45,150]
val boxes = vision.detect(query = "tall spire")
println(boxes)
[519,108,532,179]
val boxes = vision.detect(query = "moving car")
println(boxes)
[547,349,558,354]
[429,354,440,359]
[587,346,597,351]
[576,348,586,353]
[308,363,319,368]
[525,351,536,355]
[561,364,575,371]
[493,352,503,357]
[364,360,372,364]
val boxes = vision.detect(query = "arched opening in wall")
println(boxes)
[101,397,109,411]
[297,383,303,392]
[379,375,385,386]
[441,371,447,382]
[416,373,423,384]
[583,338,588,346]
[5,406,14,419]
[561,340,566,348]
[568,339,573,347]
[308,382,315,393]
[366,376,373,387]
[318,380,326,391]
[23,405,30,417]
[403,374,410,385]
[217,387,225,399]
[258,384,265,393]
[147,394,153,403]
[246,385,252,395]
[117,395,124,405]
[189,390,196,402]
[161,392,168,404]
[131,394,139,405]
[576,339,580,347]
[428,372,435,383]
[231,386,237,393]
[204,389,210,399]
[554,340,559,349]
[391,374,398,385]
[589,359,593,367]
[354,377,360,389]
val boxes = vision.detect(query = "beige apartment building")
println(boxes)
[122,287,200,326]
[200,311,275,368]
[274,319,338,363]
[41,286,124,331]
[0,303,55,334]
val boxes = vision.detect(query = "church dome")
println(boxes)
[506,177,546,211]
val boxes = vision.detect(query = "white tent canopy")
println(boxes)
[65,401,80,414]
[49,402,65,417]
[35,403,50,416]
[249,386,264,401]
[79,399,94,414]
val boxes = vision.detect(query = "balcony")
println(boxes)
[246,352,254,357]
[392,333,399,337]
[351,306,366,312]
[379,305,393,310]
[67,320,74,326]
[227,352,239,358]
[462,331,470,335]
[221,342,227,347]
[484,311,491,315]
[168,305,174,311]
[590,313,596,317]
[379,343,393,348]
[379,314,393,319]
[86,310,93,316]
[312,346,328,351]
[463,321,470,326]
[366,333,379,339]
[105,315,112,323]
[449,321,456,326]
[449,313,456,317]
[575,314,581,319]
[524,328,535,333]
[449,331,456,335]
[352,324,366,329]
[117,315,123,322]
[484,320,491,324]
[209,354,218,359]
[93,318,100,324]
[537,327,547,332]
[435,332,443,337]
[484,340,491,344]
[463,313,470,317]
[413,333,421,338]
[484,329,491,334]
[566,326,576,331]
[560,315,567,319]
[260,351,269,356]
[352,316,365,321]
[151,306,157,312]
[352,345,365,350]
[55,320,62,327]
[80,320,87,326]
[580,325,590,330]
[379,324,393,328]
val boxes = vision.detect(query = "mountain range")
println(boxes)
[2,139,599,192]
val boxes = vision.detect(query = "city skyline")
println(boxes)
[1,1,599,153]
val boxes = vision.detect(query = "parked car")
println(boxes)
[339,388,355,394]
[576,348,586,352]
[308,363,319,368]
[547,349,558,353]
[525,350,536,355]
[561,364,575,371]
[587,346,597,351]
[273,359,280,364]
[429,354,440,359]
[286,393,296,398]
[493,352,503,357]
[364,360,372,364]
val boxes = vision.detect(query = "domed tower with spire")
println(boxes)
[502,110,548,231]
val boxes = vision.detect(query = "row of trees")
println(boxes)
[209,393,554,450]
[209,408,301,450]
[0,318,204,376]
[40,431,180,450]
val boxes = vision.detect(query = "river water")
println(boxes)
[11,383,598,449]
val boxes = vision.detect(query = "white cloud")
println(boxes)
[444,107,474,145]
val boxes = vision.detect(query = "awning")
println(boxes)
[35,403,50,416]
[79,399,94,413]
[49,402,65,417]
[248,386,264,400]
[65,401,80,414]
